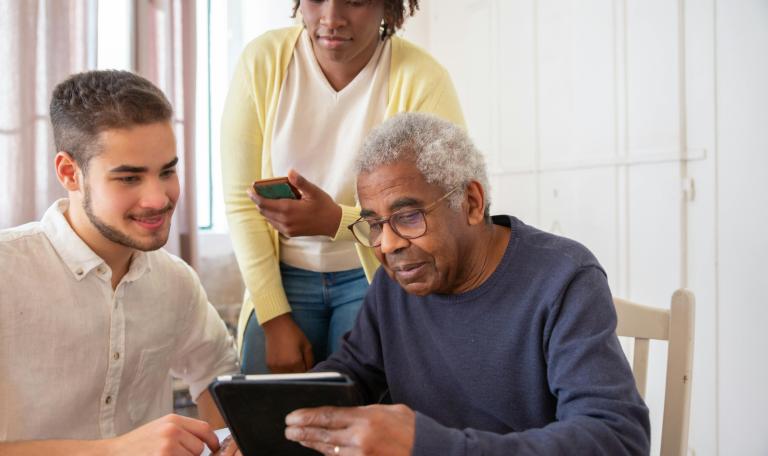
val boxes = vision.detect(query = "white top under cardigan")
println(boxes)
[271,29,391,272]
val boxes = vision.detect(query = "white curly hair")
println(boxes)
[356,112,491,216]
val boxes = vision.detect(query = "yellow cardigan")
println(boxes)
[220,26,465,349]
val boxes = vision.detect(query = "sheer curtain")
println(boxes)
[0,0,94,228]
[0,0,198,268]
[135,0,198,268]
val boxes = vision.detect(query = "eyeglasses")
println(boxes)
[348,187,459,248]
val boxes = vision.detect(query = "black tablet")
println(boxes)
[208,372,362,456]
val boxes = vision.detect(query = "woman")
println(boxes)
[221,0,464,374]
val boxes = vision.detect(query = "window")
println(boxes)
[96,0,132,71]
[92,0,298,230]
[195,0,296,230]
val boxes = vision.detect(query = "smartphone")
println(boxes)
[252,176,300,200]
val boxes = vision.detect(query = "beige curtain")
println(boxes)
[134,0,199,269]
[0,0,94,228]
[0,0,198,269]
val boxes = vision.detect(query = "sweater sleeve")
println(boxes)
[387,37,466,128]
[221,45,291,326]
[418,68,466,128]
[331,203,362,242]
[313,276,389,404]
[410,267,650,456]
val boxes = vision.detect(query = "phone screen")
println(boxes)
[253,182,299,199]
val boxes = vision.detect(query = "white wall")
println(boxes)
[716,1,768,454]
[416,0,768,454]
[193,2,768,453]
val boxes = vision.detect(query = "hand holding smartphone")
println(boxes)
[250,172,340,238]
[252,176,300,200]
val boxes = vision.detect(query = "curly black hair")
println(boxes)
[291,0,420,38]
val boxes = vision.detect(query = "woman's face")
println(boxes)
[299,0,385,67]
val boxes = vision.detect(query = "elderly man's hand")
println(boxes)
[284,404,415,456]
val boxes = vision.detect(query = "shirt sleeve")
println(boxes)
[410,266,650,456]
[170,263,240,401]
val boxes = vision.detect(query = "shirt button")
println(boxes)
[75,268,84,276]
[113,352,120,360]
[105,395,112,405]
[97,266,106,274]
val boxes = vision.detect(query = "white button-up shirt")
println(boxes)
[0,199,239,441]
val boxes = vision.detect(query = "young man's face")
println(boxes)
[78,121,179,253]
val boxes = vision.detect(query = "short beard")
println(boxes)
[82,182,172,252]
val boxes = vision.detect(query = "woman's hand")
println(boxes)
[248,169,343,238]
[262,313,314,373]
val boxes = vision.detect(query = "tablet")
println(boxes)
[208,372,362,456]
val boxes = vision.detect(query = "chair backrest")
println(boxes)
[613,289,695,456]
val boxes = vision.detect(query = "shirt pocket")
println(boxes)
[127,343,173,424]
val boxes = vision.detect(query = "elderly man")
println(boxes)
[281,113,650,456]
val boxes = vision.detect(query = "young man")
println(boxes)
[0,70,238,455]
[281,113,651,456]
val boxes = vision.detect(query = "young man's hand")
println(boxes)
[262,313,314,373]
[102,414,219,456]
[212,435,242,456]
[284,404,416,456]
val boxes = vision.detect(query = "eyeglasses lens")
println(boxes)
[354,210,426,247]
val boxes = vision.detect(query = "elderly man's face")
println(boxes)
[357,161,472,296]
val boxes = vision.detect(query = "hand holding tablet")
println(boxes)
[208,372,361,456]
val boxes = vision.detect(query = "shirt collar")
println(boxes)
[41,199,152,282]
[126,249,152,281]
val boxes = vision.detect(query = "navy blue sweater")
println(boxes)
[316,216,650,455]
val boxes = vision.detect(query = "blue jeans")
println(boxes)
[241,263,368,374]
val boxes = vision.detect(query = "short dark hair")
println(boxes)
[49,70,173,172]
[291,0,420,38]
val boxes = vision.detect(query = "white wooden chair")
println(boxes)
[613,289,695,456]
